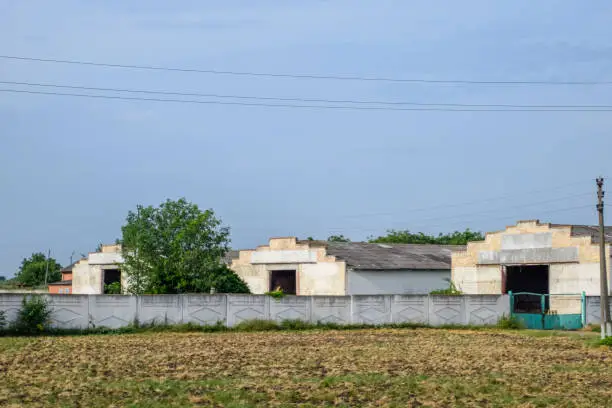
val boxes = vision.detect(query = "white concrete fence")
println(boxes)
[0,293,510,330]
[0,293,609,330]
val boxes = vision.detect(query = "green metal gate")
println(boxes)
[509,291,586,330]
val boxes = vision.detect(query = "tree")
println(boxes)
[369,229,483,245]
[15,253,62,287]
[327,234,351,242]
[121,198,250,294]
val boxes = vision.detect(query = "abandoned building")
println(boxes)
[71,244,125,294]
[452,220,612,297]
[228,237,463,295]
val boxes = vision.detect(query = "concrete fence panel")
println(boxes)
[182,295,227,325]
[89,295,138,329]
[429,296,466,326]
[0,294,24,325]
[227,295,268,327]
[465,295,508,326]
[0,293,531,330]
[352,295,392,324]
[268,296,311,322]
[391,295,429,324]
[585,296,612,325]
[311,296,351,324]
[48,295,89,329]
[586,297,601,325]
[139,295,183,325]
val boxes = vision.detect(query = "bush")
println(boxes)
[429,279,462,295]
[600,337,612,347]
[12,296,52,334]
[0,310,6,330]
[104,282,122,294]
[233,319,279,332]
[265,289,285,299]
[280,319,315,330]
[497,315,525,330]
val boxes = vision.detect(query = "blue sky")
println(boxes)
[1,1,611,275]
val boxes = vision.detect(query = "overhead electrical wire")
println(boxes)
[323,203,595,234]
[3,80,612,109]
[3,88,612,112]
[2,55,612,86]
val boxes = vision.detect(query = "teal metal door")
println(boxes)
[509,292,585,330]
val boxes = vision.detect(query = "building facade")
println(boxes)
[47,264,74,294]
[72,244,125,294]
[452,220,612,296]
[229,237,462,295]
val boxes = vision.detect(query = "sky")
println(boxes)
[1,1,612,275]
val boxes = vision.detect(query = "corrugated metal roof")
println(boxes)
[326,242,464,270]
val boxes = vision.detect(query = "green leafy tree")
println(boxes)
[369,229,483,245]
[121,198,250,294]
[327,234,351,242]
[15,253,61,287]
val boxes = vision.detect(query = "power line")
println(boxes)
[332,179,591,220]
[324,203,595,234]
[4,88,612,112]
[2,55,612,86]
[3,80,612,109]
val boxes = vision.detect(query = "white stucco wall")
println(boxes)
[453,266,501,294]
[232,264,269,294]
[88,252,124,265]
[347,269,450,295]
[300,262,345,295]
[549,263,600,295]
[72,262,103,294]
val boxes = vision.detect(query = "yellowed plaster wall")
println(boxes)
[452,221,611,295]
[72,261,103,294]
[453,266,501,294]
[299,262,346,295]
[230,238,346,295]
[453,221,608,268]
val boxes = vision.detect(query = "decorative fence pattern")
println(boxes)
[0,293,517,330]
[2,293,608,330]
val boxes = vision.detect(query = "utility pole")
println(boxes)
[596,177,611,338]
[44,249,51,286]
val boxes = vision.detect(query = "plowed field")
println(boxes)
[1,329,610,407]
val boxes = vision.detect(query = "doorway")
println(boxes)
[505,265,549,313]
[270,270,296,295]
[103,269,121,294]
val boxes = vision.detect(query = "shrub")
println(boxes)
[430,280,462,295]
[104,282,122,294]
[233,319,279,332]
[600,336,612,347]
[497,315,525,330]
[0,310,6,330]
[280,319,315,330]
[265,289,285,299]
[12,296,52,334]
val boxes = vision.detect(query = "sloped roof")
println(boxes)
[326,242,464,270]
[552,224,612,244]
[48,280,72,286]
[61,262,78,273]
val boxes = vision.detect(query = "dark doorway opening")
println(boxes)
[270,270,296,295]
[103,269,121,294]
[505,265,549,313]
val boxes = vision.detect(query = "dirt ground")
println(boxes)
[0,329,611,407]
